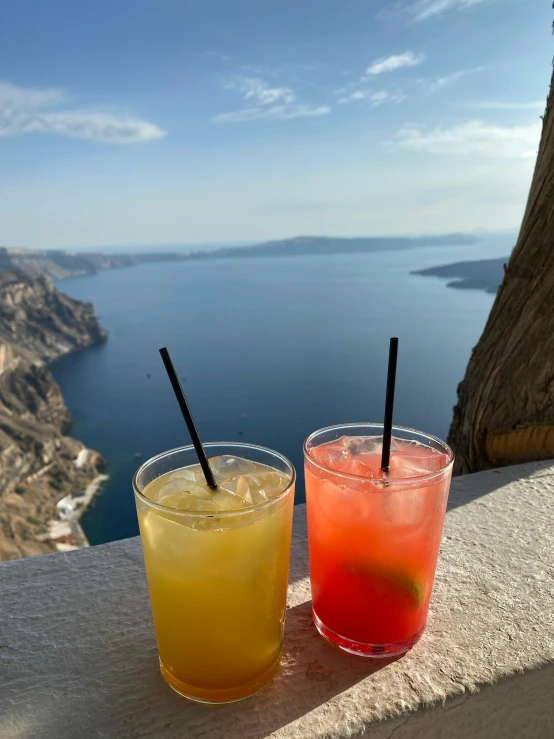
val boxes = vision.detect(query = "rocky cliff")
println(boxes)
[0,246,185,280]
[0,270,107,560]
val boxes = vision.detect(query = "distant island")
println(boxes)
[185,234,480,260]
[413,257,508,294]
[0,233,481,281]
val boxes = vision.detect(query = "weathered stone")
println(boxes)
[0,461,553,738]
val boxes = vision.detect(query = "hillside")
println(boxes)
[0,246,184,280]
[413,257,507,294]
[0,270,107,560]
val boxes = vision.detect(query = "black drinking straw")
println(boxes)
[381,337,399,473]
[159,347,218,489]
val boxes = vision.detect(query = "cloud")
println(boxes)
[337,65,481,104]
[370,90,407,107]
[394,120,541,158]
[213,105,331,123]
[224,76,295,105]
[466,100,546,111]
[0,81,165,144]
[3,111,166,144]
[0,82,65,109]
[410,0,487,22]
[338,89,406,106]
[338,90,369,104]
[366,51,424,76]
[213,76,330,123]
[418,67,484,92]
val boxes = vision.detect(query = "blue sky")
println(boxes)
[0,0,551,248]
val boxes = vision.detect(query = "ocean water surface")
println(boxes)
[52,234,512,545]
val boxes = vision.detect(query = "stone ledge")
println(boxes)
[1,461,553,738]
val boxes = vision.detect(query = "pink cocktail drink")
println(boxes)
[304,424,453,657]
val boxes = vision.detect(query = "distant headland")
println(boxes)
[413,257,508,294]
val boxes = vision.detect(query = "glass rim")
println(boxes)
[303,422,454,486]
[133,441,296,519]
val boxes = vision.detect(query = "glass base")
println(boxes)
[313,609,423,658]
[159,654,281,704]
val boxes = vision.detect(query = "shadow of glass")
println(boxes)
[194,600,402,738]
[40,600,399,739]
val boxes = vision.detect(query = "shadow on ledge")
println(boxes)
[447,459,554,513]
[24,601,401,739]
[124,602,399,738]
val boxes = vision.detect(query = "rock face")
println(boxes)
[0,270,106,361]
[0,246,183,280]
[0,270,106,560]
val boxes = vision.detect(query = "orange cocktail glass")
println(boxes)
[134,443,295,703]
[304,423,453,657]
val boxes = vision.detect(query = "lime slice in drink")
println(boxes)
[345,560,427,607]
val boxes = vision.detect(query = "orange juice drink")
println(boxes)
[304,424,453,657]
[133,443,295,703]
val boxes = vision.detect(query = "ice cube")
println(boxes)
[236,475,255,504]
[156,491,218,512]
[345,436,400,456]
[208,455,259,481]
[383,487,426,527]
[310,439,350,469]
[166,467,198,484]
[211,489,249,511]
[220,469,287,505]
[141,509,185,554]
[156,477,213,499]
[220,474,261,505]
[345,458,376,478]
[390,444,448,478]
[249,471,287,497]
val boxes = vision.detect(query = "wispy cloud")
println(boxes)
[418,67,484,92]
[337,90,369,104]
[366,51,424,76]
[394,120,541,158]
[338,89,406,106]
[371,91,407,107]
[213,76,330,123]
[410,0,487,22]
[466,100,546,111]
[0,82,165,144]
[0,82,65,109]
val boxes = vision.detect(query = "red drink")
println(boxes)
[304,424,453,657]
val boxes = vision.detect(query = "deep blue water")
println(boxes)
[51,234,512,545]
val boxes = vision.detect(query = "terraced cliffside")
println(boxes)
[0,270,106,560]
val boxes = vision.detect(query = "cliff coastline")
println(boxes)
[0,270,107,560]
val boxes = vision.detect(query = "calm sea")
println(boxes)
[52,234,512,545]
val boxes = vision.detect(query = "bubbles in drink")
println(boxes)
[142,455,291,513]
